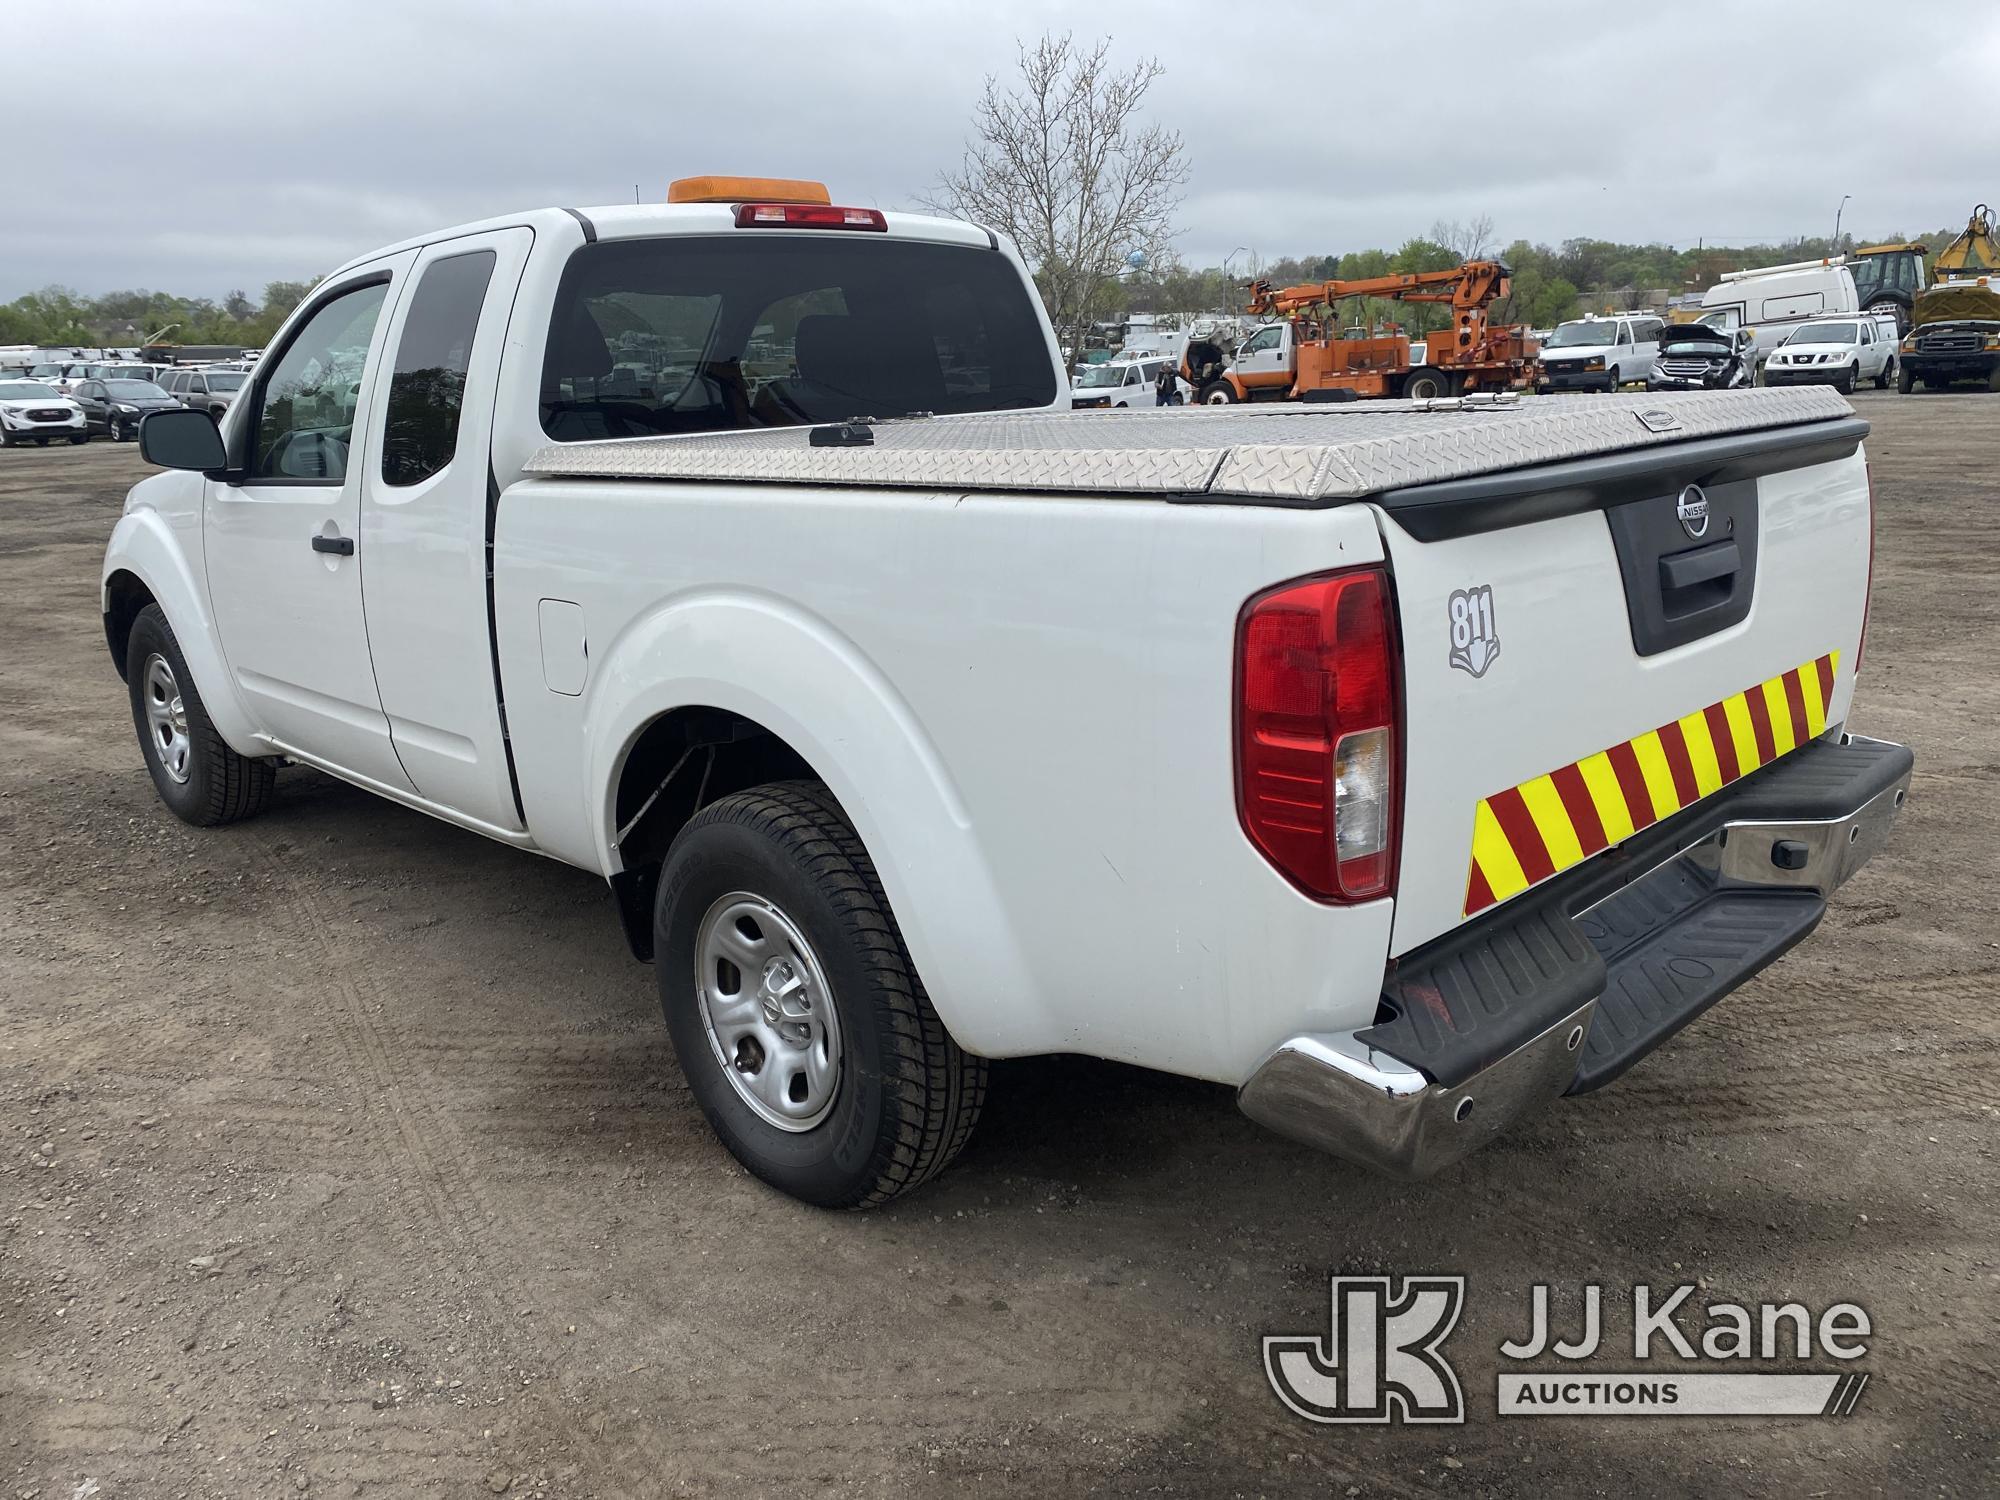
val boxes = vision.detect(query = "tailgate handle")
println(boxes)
[1659,539,1741,592]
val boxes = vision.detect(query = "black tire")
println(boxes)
[1604,368,1622,393]
[109,416,125,442]
[1897,363,1916,394]
[68,433,88,445]
[1403,368,1456,400]
[656,781,986,1208]
[34,436,49,446]
[1875,359,1894,391]
[1834,365,1856,395]
[1199,382,1238,404]
[1988,365,2000,394]
[125,603,276,827]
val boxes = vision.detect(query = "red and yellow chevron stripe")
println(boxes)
[1463,651,1841,917]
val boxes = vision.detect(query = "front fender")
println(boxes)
[582,588,1047,1058]
[102,508,262,757]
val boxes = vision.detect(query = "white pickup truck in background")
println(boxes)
[102,177,1911,1208]
[1762,313,1901,393]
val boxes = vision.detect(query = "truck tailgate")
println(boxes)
[1377,409,1872,955]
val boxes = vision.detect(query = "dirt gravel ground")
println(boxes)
[1,395,1994,1499]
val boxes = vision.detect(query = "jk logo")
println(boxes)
[1264,1276,1466,1424]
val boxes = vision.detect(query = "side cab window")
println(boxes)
[247,279,392,482]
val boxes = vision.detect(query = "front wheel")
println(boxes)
[108,416,125,442]
[1834,365,1857,395]
[656,781,987,1208]
[1988,365,2000,394]
[1875,358,1894,391]
[68,433,88,445]
[1200,382,1238,404]
[126,604,276,826]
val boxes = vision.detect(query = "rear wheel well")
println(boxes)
[608,707,818,960]
[103,570,158,682]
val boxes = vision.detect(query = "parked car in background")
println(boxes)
[1534,314,1663,392]
[84,362,168,387]
[28,362,94,395]
[1646,322,1755,391]
[0,379,89,445]
[70,378,183,441]
[1069,356,1174,408]
[1762,314,1898,393]
[160,367,247,418]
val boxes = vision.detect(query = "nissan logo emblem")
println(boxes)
[1676,484,1711,540]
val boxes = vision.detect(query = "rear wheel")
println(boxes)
[1200,382,1238,404]
[656,781,986,1208]
[1403,368,1457,400]
[125,604,276,826]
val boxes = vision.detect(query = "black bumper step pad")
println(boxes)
[1566,863,1821,1093]
[1361,733,1910,1091]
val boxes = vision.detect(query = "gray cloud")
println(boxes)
[6,0,1994,299]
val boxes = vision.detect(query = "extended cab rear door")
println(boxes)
[356,227,535,832]
[1379,423,1872,954]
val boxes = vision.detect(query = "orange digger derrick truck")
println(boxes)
[1180,259,1538,404]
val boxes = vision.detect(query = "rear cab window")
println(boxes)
[538,234,1057,440]
[381,249,498,486]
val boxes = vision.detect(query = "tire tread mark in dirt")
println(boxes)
[249,828,521,1330]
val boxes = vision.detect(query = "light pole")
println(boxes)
[142,321,181,349]
[1223,245,1254,281]
[1832,195,1851,255]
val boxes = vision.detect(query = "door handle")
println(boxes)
[1660,539,1740,591]
[311,534,354,556]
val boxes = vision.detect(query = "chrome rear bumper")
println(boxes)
[1237,734,1912,1180]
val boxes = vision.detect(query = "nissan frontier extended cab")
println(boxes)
[102,177,1911,1208]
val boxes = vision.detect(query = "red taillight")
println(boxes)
[1235,568,1402,902]
[733,203,887,231]
[1857,461,1876,674]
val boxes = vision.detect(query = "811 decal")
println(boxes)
[1448,585,1500,679]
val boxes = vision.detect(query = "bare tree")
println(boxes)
[923,34,1188,367]
[1430,214,1497,263]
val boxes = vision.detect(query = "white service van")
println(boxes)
[1534,313,1664,392]
[1698,259,1861,376]
[1069,355,1177,408]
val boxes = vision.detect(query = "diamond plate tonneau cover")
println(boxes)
[521,388,1855,504]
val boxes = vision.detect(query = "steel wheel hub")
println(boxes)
[142,653,191,784]
[695,892,842,1132]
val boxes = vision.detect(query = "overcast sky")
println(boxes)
[6,0,1995,300]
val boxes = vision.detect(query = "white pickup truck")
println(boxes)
[103,179,1912,1208]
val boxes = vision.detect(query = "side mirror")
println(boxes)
[139,407,227,472]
